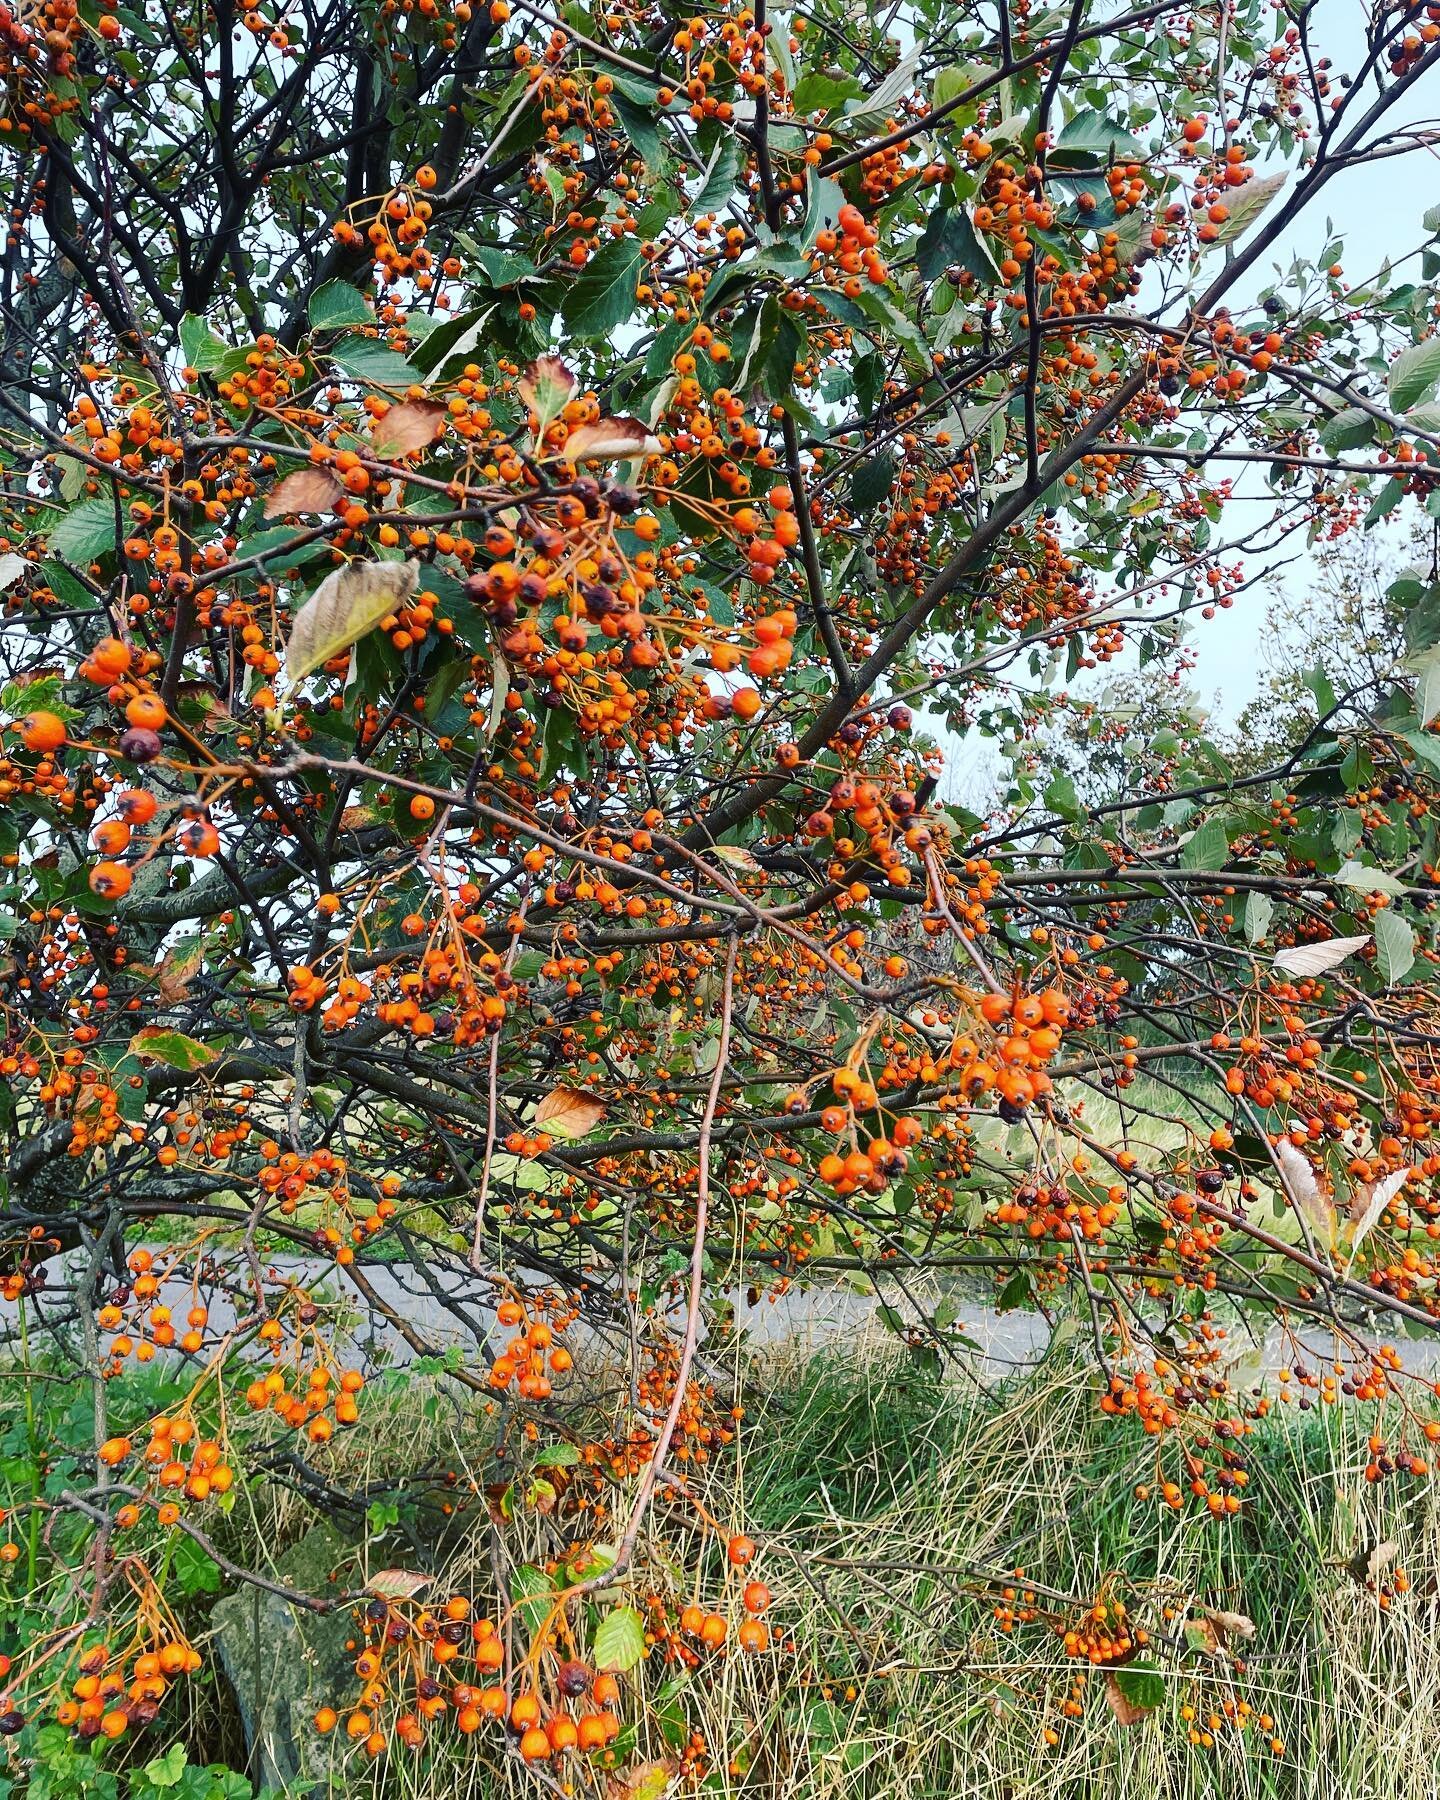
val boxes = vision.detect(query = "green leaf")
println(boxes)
[1412,643,1440,726]
[1110,1662,1167,1714]
[1048,107,1145,168]
[140,1744,189,1789]
[1318,407,1373,454]
[128,1028,219,1070]
[1390,338,1440,413]
[1,673,82,722]
[848,285,930,373]
[179,314,232,373]
[850,452,896,515]
[309,280,374,331]
[328,339,420,389]
[1244,890,1273,945]
[1180,817,1228,871]
[612,89,667,176]
[48,497,119,565]
[791,70,864,113]
[1374,907,1415,986]
[533,1442,581,1468]
[1044,772,1085,823]
[510,1563,556,1636]
[593,1605,647,1672]
[689,138,740,217]
[560,238,645,337]
[916,204,1000,284]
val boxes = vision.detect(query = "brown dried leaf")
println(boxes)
[560,416,663,463]
[370,398,448,459]
[1202,1607,1256,1643]
[285,560,420,689]
[263,467,343,519]
[534,1085,606,1141]
[1347,1539,1398,1585]
[155,937,203,1004]
[366,1569,431,1601]
[518,355,575,438]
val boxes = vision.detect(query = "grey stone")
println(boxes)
[210,1520,358,1794]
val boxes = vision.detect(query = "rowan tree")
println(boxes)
[2,0,1440,1780]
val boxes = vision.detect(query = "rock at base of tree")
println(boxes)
[211,1520,357,1793]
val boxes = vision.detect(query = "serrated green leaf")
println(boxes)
[309,280,375,331]
[916,205,999,284]
[1390,338,1440,413]
[593,1605,647,1672]
[48,497,119,565]
[560,238,644,336]
[329,338,420,388]
[1180,817,1228,871]
[1318,407,1373,454]
[850,452,896,515]
[129,1028,219,1070]
[179,313,232,373]
[1374,907,1415,986]
[689,138,740,217]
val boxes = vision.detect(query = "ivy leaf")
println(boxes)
[1374,907,1415,987]
[593,1605,647,1673]
[561,239,645,336]
[128,1027,219,1071]
[285,559,421,689]
[309,279,374,331]
[1389,337,1440,412]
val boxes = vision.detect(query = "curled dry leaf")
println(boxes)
[285,559,420,689]
[519,355,575,437]
[366,1568,431,1601]
[1346,1539,1398,1585]
[1349,1165,1410,1252]
[1272,933,1370,979]
[1202,1607,1256,1643]
[534,1084,606,1140]
[560,416,663,463]
[155,937,203,1004]
[370,398,448,458]
[1274,1137,1334,1239]
[262,466,343,519]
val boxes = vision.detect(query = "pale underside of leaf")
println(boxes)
[1349,1165,1410,1253]
[1274,1137,1334,1238]
[533,1084,607,1140]
[285,560,420,689]
[263,467,343,519]
[370,398,448,458]
[559,416,663,463]
[1271,933,1370,978]
[366,1568,431,1601]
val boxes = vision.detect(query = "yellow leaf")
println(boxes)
[285,560,420,690]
